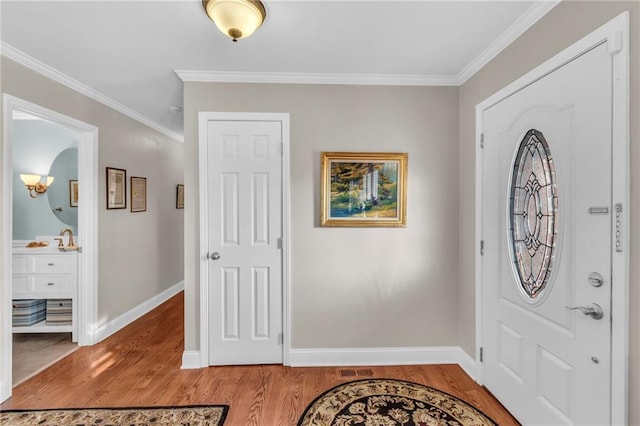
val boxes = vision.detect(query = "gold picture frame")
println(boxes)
[106,167,126,209]
[130,176,147,213]
[320,152,408,227]
[69,180,78,207]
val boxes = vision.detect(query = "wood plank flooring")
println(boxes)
[1,292,519,425]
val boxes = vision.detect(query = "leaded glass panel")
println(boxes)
[508,129,558,300]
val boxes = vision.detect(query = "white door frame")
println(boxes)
[474,12,629,425]
[1,95,99,401]
[198,111,291,367]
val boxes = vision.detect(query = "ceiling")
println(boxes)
[0,1,556,140]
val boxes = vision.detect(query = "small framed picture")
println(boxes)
[176,184,184,209]
[69,180,78,207]
[106,167,127,209]
[130,176,147,213]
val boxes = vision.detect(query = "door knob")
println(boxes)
[208,252,221,260]
[565,303,603,320]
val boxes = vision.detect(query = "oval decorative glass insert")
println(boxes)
[508,129,558,300]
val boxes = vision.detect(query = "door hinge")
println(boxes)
[480,240,484,256]
[480,133,484,149]
[277,238,283,250]
[607,31,623,56]
[277,333,283,345]
[480,347,483,363]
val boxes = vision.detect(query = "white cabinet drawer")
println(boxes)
[33,276,72,293]
[33,256,73,274]
[13,255,74,274]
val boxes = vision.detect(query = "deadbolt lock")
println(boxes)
[588,272,604,287]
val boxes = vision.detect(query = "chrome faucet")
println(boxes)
[60,228,77,249]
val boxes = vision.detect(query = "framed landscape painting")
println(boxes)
[320,152,408,227]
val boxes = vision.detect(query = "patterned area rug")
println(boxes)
[0,404,228,425]
[298,379,497,426]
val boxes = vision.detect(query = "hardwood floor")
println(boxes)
[1,292,519,425]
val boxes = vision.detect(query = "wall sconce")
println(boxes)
[202,0,266,42]
[20,174,54,198]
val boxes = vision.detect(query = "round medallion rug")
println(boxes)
[298,378,498,426]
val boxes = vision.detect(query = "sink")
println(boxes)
[13,236,80,254]
[12,243,78,255]
[13,246,61,255]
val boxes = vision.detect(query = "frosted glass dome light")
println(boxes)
[203,0,267,42]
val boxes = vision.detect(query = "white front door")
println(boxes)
[481,42,613,425]
[206,119,283,365]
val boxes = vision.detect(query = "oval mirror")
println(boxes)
[47,147,78,228]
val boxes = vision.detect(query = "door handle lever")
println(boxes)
[565,303,603,320]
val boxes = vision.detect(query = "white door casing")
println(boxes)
[1,95,99,402]
[198,112,291,366]
[475,12,629,426]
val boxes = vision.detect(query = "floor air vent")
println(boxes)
[338,369,373,377]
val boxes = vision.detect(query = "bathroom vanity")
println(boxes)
[12,244,77,342]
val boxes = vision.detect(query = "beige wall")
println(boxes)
[458,1,640,423]
[183,84,460,350]
[0,56,185,327]
[2,1,635,419]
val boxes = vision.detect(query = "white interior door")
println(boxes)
[206,119,283,365]
[481,42,613,425]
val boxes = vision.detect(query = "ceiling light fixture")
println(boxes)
[202,0,266,42]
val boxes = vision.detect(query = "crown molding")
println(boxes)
[0,42,184,143]
[1,0,558,130]
[175,70,459,86]
[176,1,558,88]
[456,0,561,85]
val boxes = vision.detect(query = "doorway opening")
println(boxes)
[1,95,99,402]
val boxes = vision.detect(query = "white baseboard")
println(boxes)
[455,347,479,381]
[181,350,202,369]
[289,346,465,367]
[1,380,9,404]
[93,281,184,343]
[180,345,481,382]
